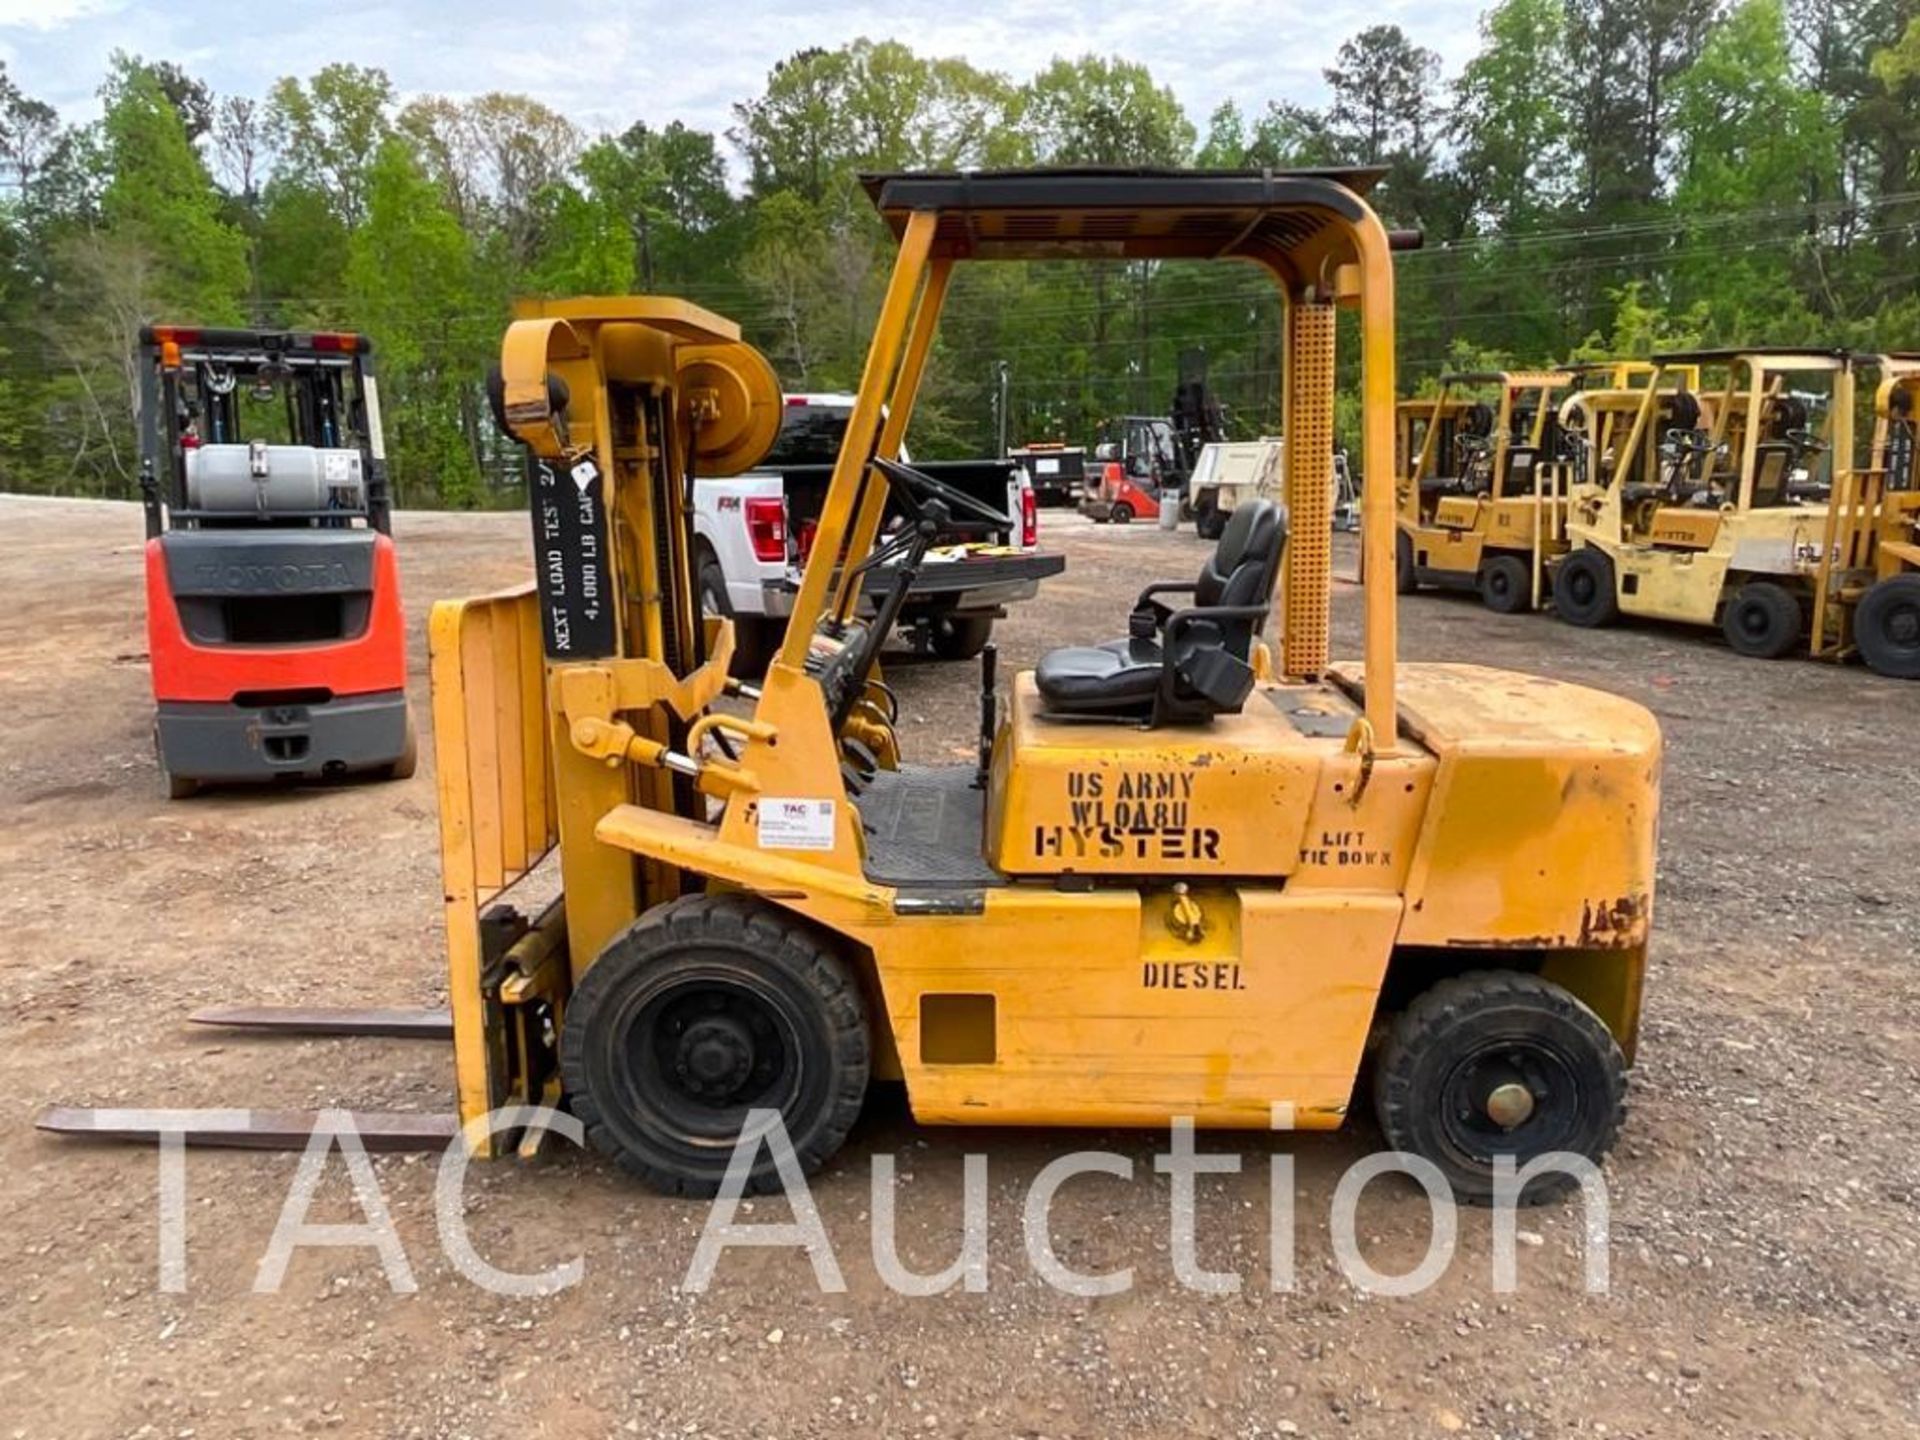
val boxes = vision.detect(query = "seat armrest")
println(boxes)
[1162,601,1272,681]
[1129,581,1201,639]
[1135,580,1200,605]
[1163,603,1270,647]
[1158,603,1271,720]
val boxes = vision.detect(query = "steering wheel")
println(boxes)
[871,456,1013,531]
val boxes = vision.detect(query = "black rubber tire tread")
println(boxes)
[1196,504,1226,541]
[1720,580,1803,659]
[154,723,198,799]
[1553,548,1619,628]
[1111,502,1134,524]
[929,614,994,661]
[1478,553,1531,614]
[1853,573,1920,679]
[730,616,780,680]
[385,713,419,780]
[561,894,870,1197]
[1395,528,1418,594]
[1373,970,1627,1206]
[697,551,773,678]
[697,553,733,619]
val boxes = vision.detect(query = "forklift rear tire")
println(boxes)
[700,549,775,677]
[560,895,870,1197]
[1395,529,1417,594]
[154,724,197,800]
[1478,554,1530,615]
[1373,971,1626,1205]
[1553,549,1618,628]
[1720,581,1802,659]
[1853,574,1920,679]
[1111,502,1134,524]
[385,715,419,781]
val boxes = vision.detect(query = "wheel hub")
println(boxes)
[1888,603,1919,646]
[1484,1081,1536,1129]
[676,1016,755,1098]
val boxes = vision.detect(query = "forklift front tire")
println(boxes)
[1553,549,1618,628]
[1477,554,1530,615]
[1395,529,1417,594]
[1851,574,1920,678]
[560,895,870,1197]
[1720,581,1802,659]
[1373,970,1626,1206]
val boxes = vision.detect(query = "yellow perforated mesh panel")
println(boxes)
[1283,303,1335,678]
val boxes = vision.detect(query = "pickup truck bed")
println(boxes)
[695,415,1062,672]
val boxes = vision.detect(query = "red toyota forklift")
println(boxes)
[138,326,414,797]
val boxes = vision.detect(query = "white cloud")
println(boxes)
[2,0,1488,170]
[0,0,119,30]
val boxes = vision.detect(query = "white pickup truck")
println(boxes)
[693,394,1064,672]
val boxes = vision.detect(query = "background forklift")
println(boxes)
[1393,370,1575,612]
[1551,348,1850,660]
[138,326,414,795]
[1085,349,1228,524]
[1810,353,1920,678]
[46,171,1662,1209]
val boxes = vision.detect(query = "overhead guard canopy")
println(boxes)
[859,167,1389,275]
[1652,346,1854,364]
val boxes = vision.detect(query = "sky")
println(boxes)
[0,0,1487,173]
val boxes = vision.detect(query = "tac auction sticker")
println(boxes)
[757,798,837,851]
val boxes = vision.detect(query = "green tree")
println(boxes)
[1668,0,1839,329]
[578,120,739,289]
[345,138,482,505]
[0,62,61,191]
[733,41,1021,203]
[1325,25,1443,165]
[1020,55,1195,165]
[265,64,394,225]
[96,59,249,319]
[1451,0,1574,231]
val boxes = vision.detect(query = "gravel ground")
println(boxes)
[0,494,1915,1440]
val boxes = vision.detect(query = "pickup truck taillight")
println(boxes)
[744,497,787,562]
[1020,485,1037,547]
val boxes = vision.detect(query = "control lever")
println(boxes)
[975,642,998,789]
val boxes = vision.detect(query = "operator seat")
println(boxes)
[1034,499,1285,725]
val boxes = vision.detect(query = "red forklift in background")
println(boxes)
[1080,347,1228,522]
[138,326,414,798]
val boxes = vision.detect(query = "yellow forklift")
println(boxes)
[1811,354,1920,677]
[1552,348,1853,659]
[1393,370,1577,611]
[43,170,1663,1204]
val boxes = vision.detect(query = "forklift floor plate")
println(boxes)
[856,765,1003,888]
